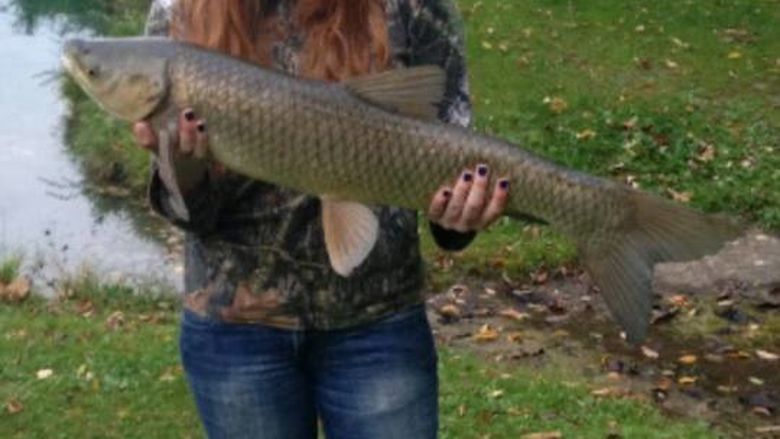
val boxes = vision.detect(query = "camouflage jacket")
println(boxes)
[146,0,474,329]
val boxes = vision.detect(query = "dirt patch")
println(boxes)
[426,263,780,437]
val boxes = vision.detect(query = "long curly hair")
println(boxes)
[170,0,391,81]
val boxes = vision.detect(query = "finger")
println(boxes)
[441,170,474,227]
[461,164,489,228]
[133,122,158,152]
[179,108,198,155]
[478,179,510,229]
[427,187,452,221]
[194,119,209,159]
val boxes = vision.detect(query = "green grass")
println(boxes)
[1,289,720,438]
[0,257,22,285]
[422,0,779,281]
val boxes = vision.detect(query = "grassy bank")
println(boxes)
[1,285,718,438]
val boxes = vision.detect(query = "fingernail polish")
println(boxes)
[184,110,195,121]
[197,122,206,133]
[477,165,488,177]
[463,172,473,182]
[500,180,510,190]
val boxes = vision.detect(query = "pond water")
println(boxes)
[0,0,181,292]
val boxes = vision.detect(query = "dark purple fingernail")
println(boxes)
[442,189,452,198]
[184,110,195,122]
[500,180,510,190]
[477,165,488,177]
[463,172,473,182]
[197,122,206,133]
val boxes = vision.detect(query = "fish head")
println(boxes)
[62,38,170,122]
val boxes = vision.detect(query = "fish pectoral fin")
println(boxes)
[321,198,379,277]
[344,65,446,121]
[157,125,191,222]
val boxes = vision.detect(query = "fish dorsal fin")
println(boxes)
[344,65,446,121]
[321,198,379,276]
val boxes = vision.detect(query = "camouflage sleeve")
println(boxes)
[405,0,477,250]
[406,0,472,127]
[144,0,173,37]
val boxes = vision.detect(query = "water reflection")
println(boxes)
[0,0,181,293]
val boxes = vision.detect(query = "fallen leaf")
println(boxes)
[437,304,461,319]
[105,311,126,331]
[622,116,639,130]
[696,143,716,162]
[499,308,530,322]
[543,96,568,114]
[5,398,23,414]
[756,350,779,361]
[641,346,660,360]
[473,324,500,342]
[489,389,505,399]
[522,432,562,439]
[36,368,54,380]
[668,295,691,307]
[678,376,698,385]
[1,277,30,302]
[665,59,679,69]
[591,387,630,398]
[667,188,693,203]
[753,406,773,417]
[750,377,765,386]
[506,331,524,343]
[727,51,743,60]
[717,385,739,394]
[656,377,674,391]
[576,129,597,141]
[678,354,698,365]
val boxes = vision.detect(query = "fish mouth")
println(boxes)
[60,39,87,80]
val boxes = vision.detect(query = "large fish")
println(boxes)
[61,37,741,342]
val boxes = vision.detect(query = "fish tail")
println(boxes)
[581,191,741,344]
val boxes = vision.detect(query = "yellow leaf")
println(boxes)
[667,188,693,203]
[678,355,698,365]
[481,41,493,50]
[499,308,530,322]
[36,369,54,380]
[576,129,597,141]
[641,346,660,360]
[727,51,743,59]
[543,96,568,114]
[678,376,698,385]
[5,398,23,415]
[473,324,500,342]
[522,432,562,439]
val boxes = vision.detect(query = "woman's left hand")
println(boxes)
[428,164,510,233]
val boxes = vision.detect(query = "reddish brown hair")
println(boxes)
[171,0,390,81]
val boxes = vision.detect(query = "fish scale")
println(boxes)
[61,37,742,342]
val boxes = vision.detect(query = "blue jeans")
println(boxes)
[179,305,438,439]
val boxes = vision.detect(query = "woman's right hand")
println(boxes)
[132,108,209,158]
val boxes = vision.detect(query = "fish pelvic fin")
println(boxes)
[344,65,445,121]
[321,198,379,277]
[582,191,742,344]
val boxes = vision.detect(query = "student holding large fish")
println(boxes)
[99,0,505,437]
[61,0,741,437]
